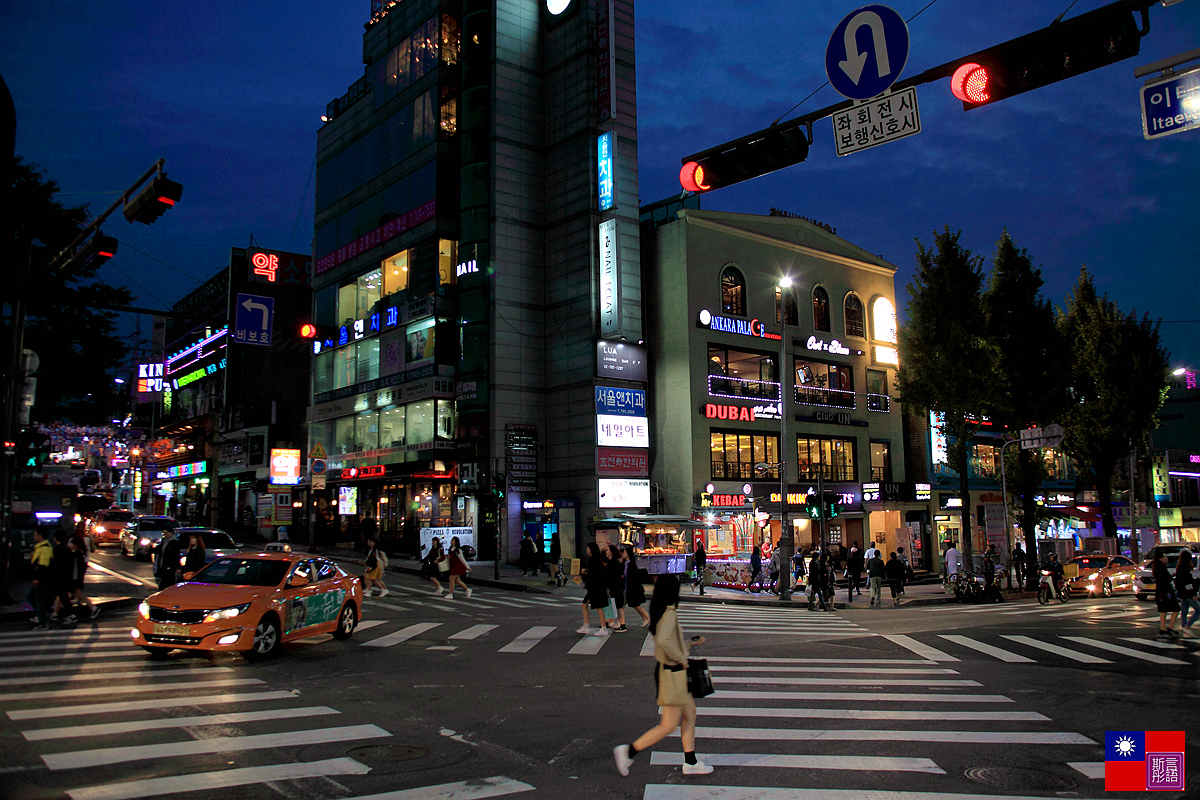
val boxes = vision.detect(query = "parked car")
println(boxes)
[1133,544,1199,601]
[91,508,135,546]
[132,553,363,660]
[171,528,248,574]
[121,515,179,560]
[1067,552,1140,597]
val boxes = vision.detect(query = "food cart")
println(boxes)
[589,514,715,576]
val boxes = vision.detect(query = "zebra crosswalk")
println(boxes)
[882,630,1198,667]
[0,625,534,800]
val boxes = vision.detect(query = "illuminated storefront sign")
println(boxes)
[338,464,386,480]
[597,447,648,476]
[598,478,649,508]
[596,341,647,382]
[697,309,778,340]
[596,414,649,447]
[136,362,163,394]
[703,403,757,422]
[930,411,948,466]
[154,461,206,481]
[250,251,279,282]
[596,386,645,416]
[338,485,358,515]
[915,482,932,501]
[599,219,620,337]
[806,336,858,356]
[597,132,615,211]
[167,328,228,376]
[456,259,478,277]
[269,448,302,485]
[174,360,226,389]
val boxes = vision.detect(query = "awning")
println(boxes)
[588,514,717,531]
[1047,506,1102,523]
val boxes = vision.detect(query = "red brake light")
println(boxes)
[680,161,710,193]
[951,63,991,104]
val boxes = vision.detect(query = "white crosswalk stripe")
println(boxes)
[0,677,264,703]
[362,622,441,647]
[881,634,960,661]
[1060,635,1190,664]
[497,625,555,653]
[567,633,611,655]
[939,635,1034,663]
[448,624,498,640]
[7,690,302,721]
[650,751,944,772]
[22,706,341,741]
[1000,635,1112,663]
[66,758,371,800]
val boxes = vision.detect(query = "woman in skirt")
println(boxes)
[624,545,651,627]
[578,542,611,636]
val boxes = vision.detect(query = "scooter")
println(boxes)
[1037,569,1071,604]
[953,570,986,603]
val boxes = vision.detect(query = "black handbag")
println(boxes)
[686,658,715,698]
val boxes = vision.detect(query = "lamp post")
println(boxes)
[764,276,794,600]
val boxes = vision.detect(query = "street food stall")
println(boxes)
[589,514,716,576]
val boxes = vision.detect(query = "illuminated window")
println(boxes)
[797,437,856,481]
[440,14,460,66]
[357,269,382,318]
[720,266,745,316]
[439,239,457,286]
[870,441,892,481]
[812,286,830,332]
[382,250,410,296]
[872,296,897,343]
[776,286,798,325]
[440,97,457,136]
[844,294,865,338]
[710,431,779,480]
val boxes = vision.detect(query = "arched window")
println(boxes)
[812,286,830,332]
[720,266,745,316]
[775,287,798,326]
[844,294,865,338]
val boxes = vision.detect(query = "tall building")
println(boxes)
[312,0,640,559]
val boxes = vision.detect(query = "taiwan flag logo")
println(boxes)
[1106,731,1186,791]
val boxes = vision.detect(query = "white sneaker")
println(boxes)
[613,744,632,777]
[593,626,610,637]
[682,760,713,775]
[465,587,472,598]
[445,593,454,600]
[576,626,592,634]
[433,586,444,596]
[378,588,389,597]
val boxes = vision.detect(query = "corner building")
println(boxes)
[643,209,923,583]
[312,0,641,559]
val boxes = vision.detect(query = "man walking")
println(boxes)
[866,549,886,607]
[1011,544,1026,590]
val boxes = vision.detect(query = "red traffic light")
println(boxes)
[299,323,318,338]
[680,161,710,193]
[951,62,991,104]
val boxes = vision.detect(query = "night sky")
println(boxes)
[3,0,1198,370]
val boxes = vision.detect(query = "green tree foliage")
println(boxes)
[983,231,1068,585]
[898,227,994,565]
[7,157,133,424]
[1058,268,1168,538]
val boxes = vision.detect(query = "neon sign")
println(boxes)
[269,448,302,485]
[597,132,614,212]
[697,309,779,340]
[703,403,756,422]
[339,464,386,480]
[155,461,206,480]
[806,336,852,356]
[251,251,279,282]
[456,259,478,277]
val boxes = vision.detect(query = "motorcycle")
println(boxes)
[952,570,986,603]
[1037,569,1071,604]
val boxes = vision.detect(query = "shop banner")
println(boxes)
[597,447,648,476]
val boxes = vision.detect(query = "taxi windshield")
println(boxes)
[1074,557,1109,569]
[194,557,289,587]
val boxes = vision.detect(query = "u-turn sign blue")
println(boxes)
[826,5,910,101]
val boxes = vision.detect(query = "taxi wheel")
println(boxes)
[141,646,171,660]
[333,602,357,640]
[1102,578,1113,598]
[245,615,281,661]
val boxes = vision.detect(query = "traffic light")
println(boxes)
[299,323,318,339]
[680,125,811,193]
[948,3,1145,110]
[827,497,841,518]
[494,473,506,500]
[124,174,183,224]
[19,429,51,468]
[805,496,822,519]
[75,233,118,269]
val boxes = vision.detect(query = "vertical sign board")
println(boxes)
[598,219,620,338]
[595,0,617,122]
[597,132,615,212]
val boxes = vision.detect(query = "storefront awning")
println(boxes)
[588,514,717,531]
[1048,506,1102,523]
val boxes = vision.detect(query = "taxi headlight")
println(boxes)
[138,537,151,546]
[1086,571,1100,581]
[203,603,251,624]
[138,602,150,619]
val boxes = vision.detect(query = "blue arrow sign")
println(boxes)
[826,5,910,101]
[234,293,274,347]
[1140,67,1200,140]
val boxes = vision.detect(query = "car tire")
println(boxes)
[141,646,171,660]
[333,602,357,640]
[1102,578,1113,598]
[244,615,281,661]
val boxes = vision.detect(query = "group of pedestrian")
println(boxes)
[519,532,562,582]
[1156,547,1198,639]
[419,536,473,599]
[579,542,650,636]
[28,528,100,629]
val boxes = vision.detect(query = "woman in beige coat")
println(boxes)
[612,574,712,777]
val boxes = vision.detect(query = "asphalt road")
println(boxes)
[0,550,1197,800]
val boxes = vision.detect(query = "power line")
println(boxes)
[114,240,204,284]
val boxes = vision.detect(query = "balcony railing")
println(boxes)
[794,385,856,409]
[711,461,769,480]
[867,393,890,412]
[708,374,781,402]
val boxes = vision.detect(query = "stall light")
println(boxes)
[379,497,389,504]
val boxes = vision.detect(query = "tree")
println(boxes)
[982,231,1068,585]
[1058,267,1168,542]
[898,227,994,567]
[6,157,133,424]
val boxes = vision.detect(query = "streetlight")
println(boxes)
[756,274,794,600]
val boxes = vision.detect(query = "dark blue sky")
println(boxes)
[4,0,1198,370]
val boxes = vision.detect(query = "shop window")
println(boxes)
[358,339,380,382]
[334,417,356,455]
[844,294,865,338]
[870,441,892,481]
[708,345,779,400]
[314,351,335,394]
[812,286,830,332]
[436,484,455,526]
[334,345,357,389]
[797,436,856,482]
[382,250,410,297]
[314,285,337,327]
[720,266,745,316]
[972,443,1000,480]
[438,239,457,286]
[380,407,406,448]
[710,431,779,481]
[794,358,854,409]
[406,399,435,445]
[776,286,797,325]
[356,410,380,451]
[310,421,332,453]
[436,399,455,439]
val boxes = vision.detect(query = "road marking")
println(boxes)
[1119,636,1196,652]
[681,630,868,638]
[334,775,535,800]
[938,635,1035,663]
[0,660,192,677]
[1087,610,1145,620]
[1061,636,1190,664]
[7,690,299,721]
[640,633,655,657]
[497,626,556,654]
[568,634,611,655]
[708,665,958,674]
[1069,762,1105,779]
[1000,635,1111,663]
[709,690,1013,703]
[4,666,235,686]
[643,787,1109,800]
[0,629,130,640]
[362,623,441,648]
[682,727,1095,744]
[998,606,1062,615]
[0,648,150,665]
[881,634,960,661]
[706,657,935,665]
[697,708,1047,722]
[23,706,339,741]
[43,723,392,770]
[0,678,263,704]
[650,752,944,773]
[448,624,498,640]
[65,757,370,800]
[713,676,979,687]
[0,640,141,654]
[357,619,388,631]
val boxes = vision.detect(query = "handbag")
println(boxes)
[656,663,690,706]
[606,597,618,619]
[437,556,450,574]
[687,658,715,698]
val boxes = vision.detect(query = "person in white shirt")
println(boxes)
[945,544,962,577]
[863,540,881,562]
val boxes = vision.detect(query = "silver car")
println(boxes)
[121,515,179,560]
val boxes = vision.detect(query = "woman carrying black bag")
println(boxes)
[612,574,713,778]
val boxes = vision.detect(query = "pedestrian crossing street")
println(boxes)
[636,654,1110,798]
[0,625,535,800]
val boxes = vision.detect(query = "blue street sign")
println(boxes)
[826,5,909,101]
[234,293,274,347]
[1140,67,1200,140]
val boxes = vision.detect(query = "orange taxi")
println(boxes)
[132,552,363,660]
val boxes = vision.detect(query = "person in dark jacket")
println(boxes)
[183,532,207,576]
[847,542,864,602]
[822,551,837,611]
[155,530,182,591]
[1175,548,1198,639]
[578,542,612,636]
[50,531,79,625]
[865,549,886,606]
[884,552,907,607]
[606,544,627,631]
[624,546,651,627]
[64,536,99,619]
[1154,549,1180,637]
[747,545,763,592]
[693,541,707,595]
[519,532,536,576]
[807,549,827,611]
[547,532,562,585]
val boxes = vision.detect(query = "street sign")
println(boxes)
[310,459,327,475]
[312,474,326,490]
[833,86,921,156]
[234,293,274,347]
[826,4,910,101]
[308,443,327,460]
[1140,66,1200,140]
[1019,423,1064,449]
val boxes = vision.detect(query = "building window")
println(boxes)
[438,239,457,286]
[720,266,745,316]
[382,249,410,297]
[440,13,461,66]
[866,368,889,412]
[357,339,380,382]
[797,436,856,482]
[972,443,1000,480]
[440,96,457,136]
[794,358,855,409]
[406,399,435,445]
[845,294,865,338]
[812,286,830,331]
[870,441,892,481]
[380,406,406,448]
[708,345,779,400]
[776,287,798,325]
[314,351,335,394]
[710,431,779,481]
